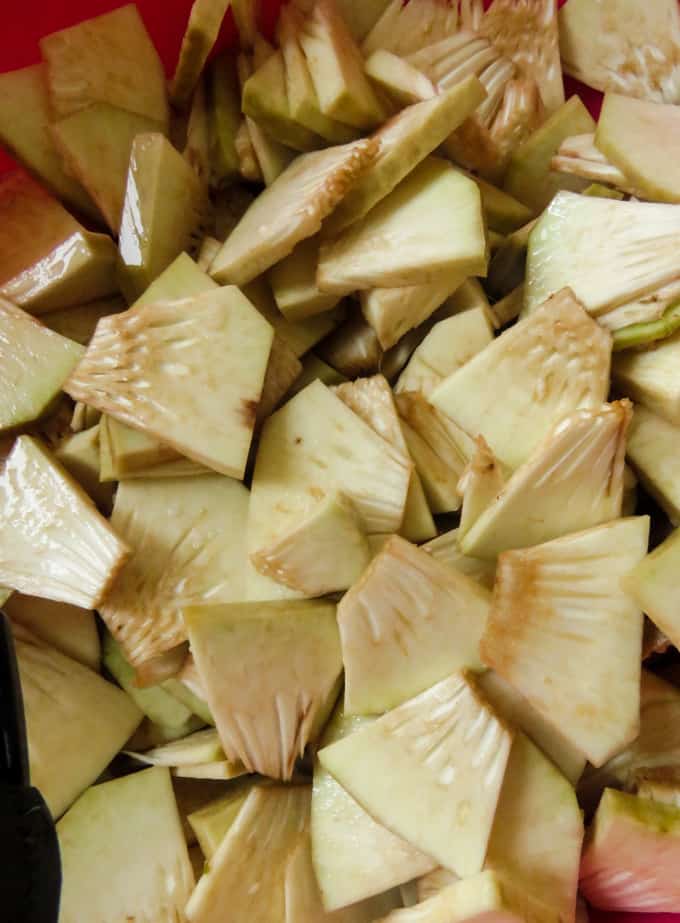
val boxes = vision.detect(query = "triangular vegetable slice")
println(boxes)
[362,0,466,57]
[269,236,341,322]
[170,0,232,107]
[251,489,371,596]
[186,785,308,923]
[187,782,253,859]
[339,535,489,714]
[379,871,557,923]
[51,103,164,233]
[431,288,611,470]
[185,599,343,779]
[0,436,129,608]
[580,788,680,913]
[485,733,583,921]
[127,728,235,769]
[58,767,194,921]
[5,593,99,671]
[503,96,595,213]
[559,0,680,103]
[0,299,82,433]
[15,624,141,817]
[286,828,401,922]
[40,4,168,125]
[312,707,436,911]
[210,138,378,285]
[625,405,680,523]
[298,0,385,129]
[460,402,631,559]
[324,76,486,236]
[319,672,513,876]
[526,192,680,316]
[100,475,250,666]
[624,527,680,656]
[65,288,273,479]
[317,158,486,293]
[613,331,680,426]
[479,0,563,113]
[363,50,436,106]
[118,132,207,301]
[458,437,505,539]
[0,172,117,314]
[481,517,649,766]
[0,64,98,219]
[278,4,359,144]
[248,380,412,566]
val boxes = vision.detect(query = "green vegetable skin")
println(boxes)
[5,0,680,920]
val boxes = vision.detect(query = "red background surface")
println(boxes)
[0,1,676,920]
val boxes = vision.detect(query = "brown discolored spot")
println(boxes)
[238,399,259,429]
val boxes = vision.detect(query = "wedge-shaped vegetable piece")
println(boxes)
[247,116,296,186]
[361,273,467,350]
[102,633,196,733]
[99,415,179,480]
[503,96,595,213]
[52,103,164,233]
[100,476,249,666]
[133,251,216,306]
[0,436,128,608]
[207,54,241,184]
[526,192,680,316]
[299,0,385,129]
[187,785,307,923]
[167,658,214,725]
[188,783,252,859]
[479,0,563,113]
[484,732,583,921]
[396,391,474,514]
[318,159,486,293]
[626,406,680,524]
[458,437,505,539]
[332,374,435,543]
[171,0,231,107]
[211,138,378,285]
[625,527,680,652]
[0,299,82,433]
[58,767,193,922]
[286,828,401,922]
[432,289,611,470]
[40,4,168,126]
[363,50,435,105]
[478,671,586,786]
[242,50,322,152]
[578,671,680,813]
[66,288,273,479]
[461,402,631,559]
[481,517,649,766]
[396,307,493,398]
[312,707,436,911]
[186,600,342,779]
[252,490,371,596]
[0,64,97,219]
[0,173,117,314]
[278,4,359,145]
[422,528,496,590]
[580,788,680,912]
[362,0,465,57]
[5,593,99,671]
[614,332,680,426]
[127,728,234,769]
[270,236,341,322]
[118,133,206,301]
[559,0,680,103]
[325,76,487,236]
[320,672,512,876]
[380,870,557,923]
[249,381,412,566]
[15,625,141,817]
[174,760,248,780]
[339,535,489,714]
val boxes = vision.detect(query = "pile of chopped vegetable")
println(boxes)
[3,0,680,920]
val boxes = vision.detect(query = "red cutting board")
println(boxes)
[0,2,675,921]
